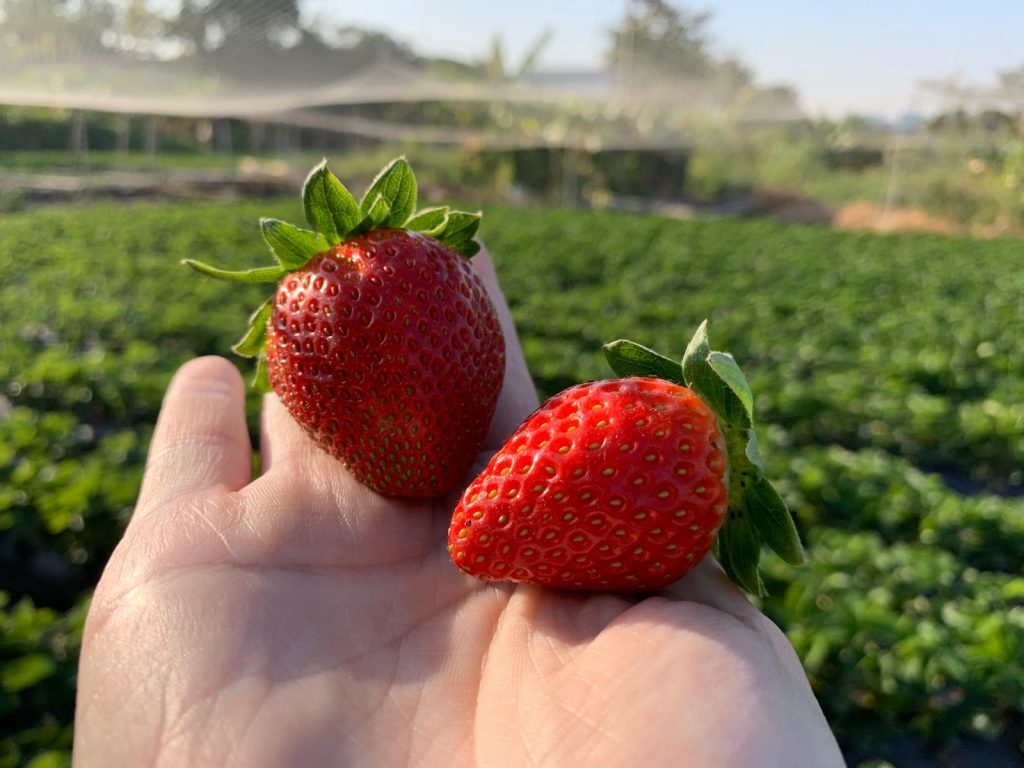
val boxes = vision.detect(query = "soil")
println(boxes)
[751,188,1024,239]
[833,201,962,236]
[834,200,1024,239]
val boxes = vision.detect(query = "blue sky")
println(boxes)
[305,0,1024,117]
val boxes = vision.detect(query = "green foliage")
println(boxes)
[0,200,278,566]
[1,199,1022,765]
[780,446,1024,573]
[484,207,1024,490]
[820,146,885,171]
[0,593,85,767]
[764,531,1023,744]
[0,199,287,766]
[482,206,1024,759]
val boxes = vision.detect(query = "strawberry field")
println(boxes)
[2,198,1023,767]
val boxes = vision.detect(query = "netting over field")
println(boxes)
[2,1,1022,235]
[0,0,809,147]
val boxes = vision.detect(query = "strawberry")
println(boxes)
[185,158,505,498]
[448,322,803,594]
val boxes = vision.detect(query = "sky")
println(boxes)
[304,0,1024,118]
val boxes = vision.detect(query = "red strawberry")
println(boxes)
[449,323,804,594]
[450,377,728,591]
[186,158,505,498]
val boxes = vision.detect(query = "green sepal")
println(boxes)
[406,206,450,237]
[353,195,384,234]
[717,513,766,596]
[718,434,805,579]
[745,474,805,565]
[707,350,754,422]
[603,320,804,595]
[602,340,686,386]
[459,240,482,257]
[436,210,482,257]
[358,157,417,230]
[682,320,750,430]
[261,218,330,270]
[302,160,361,243]
[252,355,271,393]
[744,428,767,473]
[679,320,805,591]
[232,298,273,358]
[183,260,284,284]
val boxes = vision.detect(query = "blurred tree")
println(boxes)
[172,0,301,54]
[101,0,173,60]
[486,33,505,81]
[926,109,974,134]
[312,23,415,62]
[716,56,753,91]
[0,0,115,60]
[486,28,554,81]
[607,0,714,80]
[166,1,419,87]
[977,109,1017,134]
[998,64,1024,93]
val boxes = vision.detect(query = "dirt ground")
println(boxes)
[833,200,962,235]
[832,200,1024,239]
[754,188,1022,239]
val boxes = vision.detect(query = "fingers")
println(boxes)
[662,556,818,690]
[471,246,540,450]
[258,390,342,479]
[134,357,252,520]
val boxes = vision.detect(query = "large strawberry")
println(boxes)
[448,322,802,594]
[185,158,505,498]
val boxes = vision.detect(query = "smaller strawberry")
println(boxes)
[448,321,804,594]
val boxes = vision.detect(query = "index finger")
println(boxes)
[134,357,252,519]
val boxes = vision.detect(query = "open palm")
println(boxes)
[75,252,843,767]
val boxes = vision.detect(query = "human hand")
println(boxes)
[74,248,845,767]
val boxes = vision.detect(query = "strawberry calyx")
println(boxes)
[183,157,482,390]
[603,320,804,596]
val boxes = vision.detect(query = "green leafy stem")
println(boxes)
[181,157,483,389]
[603,320,805,595]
